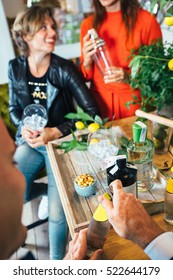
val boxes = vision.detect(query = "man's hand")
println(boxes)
[64,229,103,260]
[99,180,164,249]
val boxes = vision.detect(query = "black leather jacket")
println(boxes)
[8,53,99,145]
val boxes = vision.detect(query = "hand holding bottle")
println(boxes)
[64,228,103,260]
[104,66,128,84]
[98,179,164,249]
[82,33,96,70]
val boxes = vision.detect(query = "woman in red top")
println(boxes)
[80,0,162,120]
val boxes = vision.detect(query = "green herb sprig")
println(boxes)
[55,130,88,153]
[65,106,109,128]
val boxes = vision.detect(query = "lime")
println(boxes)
[75,121,85,130]
[88,123,100,133]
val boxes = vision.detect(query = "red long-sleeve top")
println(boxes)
[80,8,162,120]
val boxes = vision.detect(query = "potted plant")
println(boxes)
[127,37,173,154]
[127,38,173,115]
[127,0,173,114]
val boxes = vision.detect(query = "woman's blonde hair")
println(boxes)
[12,5,57,56]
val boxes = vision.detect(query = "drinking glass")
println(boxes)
[22,104,48,132]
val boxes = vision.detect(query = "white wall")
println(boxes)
[161,24,173,44]
[2,0,24,18]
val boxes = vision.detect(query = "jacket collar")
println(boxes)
[19,55,59,112]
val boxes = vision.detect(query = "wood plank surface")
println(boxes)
[103,213,173,260]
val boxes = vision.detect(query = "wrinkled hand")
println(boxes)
[22,127,62,148]
[104,67,128,84]
[82,33,96,70]
[99,180,164,249]
[64,228,103,260]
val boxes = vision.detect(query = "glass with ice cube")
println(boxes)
[22,104,48,132]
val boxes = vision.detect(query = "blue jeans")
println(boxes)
[14,143,67,260]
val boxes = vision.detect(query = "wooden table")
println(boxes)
[47,116,173,260]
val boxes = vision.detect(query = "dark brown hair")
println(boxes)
[12,5,57,56]
[92,0,140,36]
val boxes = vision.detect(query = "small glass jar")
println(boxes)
[152,121,173,154]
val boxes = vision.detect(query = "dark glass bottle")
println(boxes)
[87,193,111,256]
[107,155,138,197]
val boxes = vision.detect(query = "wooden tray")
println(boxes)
[47,140,168,236]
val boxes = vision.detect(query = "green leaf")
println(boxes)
[57,141,72,148]
[77,112,94,121]
[76,142,88,151]
[94,115,103,125]
[102,117,110,126]
[150,0,159,13]
[129,56,141,79]
[65,112,79,119]
[77,106,84,114]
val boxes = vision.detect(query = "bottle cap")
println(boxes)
[88,28,105,48]
[116,155,126,169]
[88,28,98,40]
[133,121,147,143]
[107,155,137,187]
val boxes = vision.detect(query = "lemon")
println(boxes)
[164,17,173,26]
[75,121,85,130]
[88,123,100,133]
[168,58,173,71]
[89,138,100,145]
[166,178,173,193]
[93,193,111,221]
[93,204,108,221]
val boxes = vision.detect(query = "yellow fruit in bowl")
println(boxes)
[75,121,85,130]
[168,58,173,71]
[88,123,100,133]
[89,138,100,145]
[164,17,173,26]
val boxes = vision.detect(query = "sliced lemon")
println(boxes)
[93,193,111,221]
[89,138,100,145]
[93,204,108,221]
